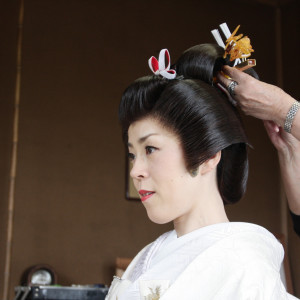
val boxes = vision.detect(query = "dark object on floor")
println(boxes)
[14,285,109,300]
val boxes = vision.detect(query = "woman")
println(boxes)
[217,66,300,235]
[106,45,297,299]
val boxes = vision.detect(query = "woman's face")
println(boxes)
[128,117,205,225]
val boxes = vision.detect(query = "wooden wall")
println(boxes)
[0,0,299,299]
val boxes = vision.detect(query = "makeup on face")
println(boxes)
[127,118,197,225]
[139,190,155,202]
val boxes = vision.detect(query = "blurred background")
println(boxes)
[0,0,299,298]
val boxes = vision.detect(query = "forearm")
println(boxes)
[278,150,300,215]
[217,67,300,141]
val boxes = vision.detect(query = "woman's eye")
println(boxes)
[145,146,157,155]
[128,152,135,161]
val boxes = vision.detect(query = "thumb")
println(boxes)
[263,120,280,134]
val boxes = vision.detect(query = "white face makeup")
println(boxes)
[127,117,208,226]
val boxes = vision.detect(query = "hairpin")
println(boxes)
[148,49,177,79]
[211,23,256,70]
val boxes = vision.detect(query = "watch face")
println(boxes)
[31,270,52,285]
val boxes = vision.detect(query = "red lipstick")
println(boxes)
[139,190,155,202]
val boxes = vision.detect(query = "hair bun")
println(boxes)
[175,44,231,84]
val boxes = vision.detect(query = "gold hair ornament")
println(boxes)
[211,23,256,71]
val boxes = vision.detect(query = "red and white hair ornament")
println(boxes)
[148,49,176,80]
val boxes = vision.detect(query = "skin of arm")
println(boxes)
[217,66,300,216]
[264,120,300,215]
[216,66,300,140]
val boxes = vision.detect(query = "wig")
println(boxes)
[119,44,255,204]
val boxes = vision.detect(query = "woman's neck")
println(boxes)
[173,186,229,237]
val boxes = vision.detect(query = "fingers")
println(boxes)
[216,65,245,96]
[216,65,257,105]
[216,68,239,104]
[263,120,280,133]
[216,83,237,106]
[222,65,245,81]
[263,120,273,138]
[216,72,232,89]
[263,120,283,151]
[217,65,251,88]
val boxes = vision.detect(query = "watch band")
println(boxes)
[284,100,300,133]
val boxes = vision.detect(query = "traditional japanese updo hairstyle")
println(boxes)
[119,44,252,205]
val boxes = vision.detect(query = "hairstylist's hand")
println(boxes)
[216,65,295,128]
[264,120,300,156]
[264,120,300,215]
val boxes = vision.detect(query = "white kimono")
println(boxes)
[106,222,298,300]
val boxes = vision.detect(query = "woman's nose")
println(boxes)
[130,157,148,180]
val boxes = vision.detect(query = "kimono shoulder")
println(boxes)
[161,225,292,299]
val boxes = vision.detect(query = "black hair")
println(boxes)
[175,44,228,84]
[175,43,258,83]
[119,43,253,204]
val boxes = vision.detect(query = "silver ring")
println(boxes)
[227,80,238,97]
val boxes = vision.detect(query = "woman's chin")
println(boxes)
[146,211,172,225]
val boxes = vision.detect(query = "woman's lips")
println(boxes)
[139,190,155,202]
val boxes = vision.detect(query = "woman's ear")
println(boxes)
[200,151,221,175]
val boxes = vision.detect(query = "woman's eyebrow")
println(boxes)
[127,133,159,148]
[139,133,158,143]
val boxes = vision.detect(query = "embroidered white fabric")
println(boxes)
[128,232,170,282]
[107,222,298,300]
